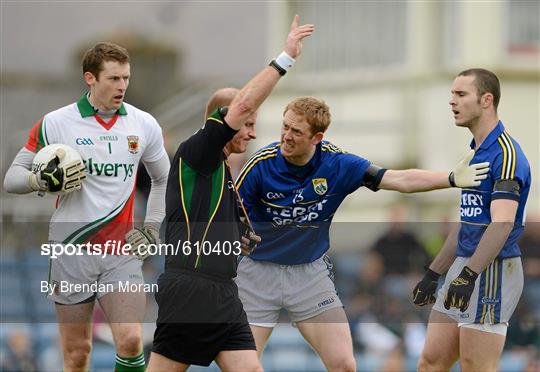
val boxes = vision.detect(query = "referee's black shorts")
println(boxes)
[152,269,256,367]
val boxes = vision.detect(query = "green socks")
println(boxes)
[115,352,145,372]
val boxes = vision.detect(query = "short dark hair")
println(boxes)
[82,42,130,79]
[458,68,500,110]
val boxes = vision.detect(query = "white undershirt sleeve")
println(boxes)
[3,147,37,194]
[142,153,170,228]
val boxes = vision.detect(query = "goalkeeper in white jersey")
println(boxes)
[3,42,170,372]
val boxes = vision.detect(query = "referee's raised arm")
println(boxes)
[225,15,314,130]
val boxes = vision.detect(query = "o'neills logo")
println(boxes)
[481,297,500,305]
[127,135,139,154]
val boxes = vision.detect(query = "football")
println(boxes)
[32,143,86,194]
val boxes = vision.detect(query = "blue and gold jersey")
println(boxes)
[237,141,374,264]
[458,121,531,258]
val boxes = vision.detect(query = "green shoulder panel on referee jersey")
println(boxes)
[180,160,197,217]
[77,93,127,117]
[195,162,225,270]
[208,163,225,219]
[208,108,222,122]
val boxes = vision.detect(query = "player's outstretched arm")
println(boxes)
[378,150,489,193]
[225,15,314,130]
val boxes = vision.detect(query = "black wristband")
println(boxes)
[462,266,479,281]
[424,266,441,281]
[449,172,456,187]
[269,60,286,76]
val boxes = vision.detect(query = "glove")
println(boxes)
[29,149,86,194]
[444,266,479,312]
[449,150,489,187]
[239,220,260,256]
[125,225,159,261]
[412,267,441,306]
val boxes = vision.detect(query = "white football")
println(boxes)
[32,144,85,194]
[32,143,83,173]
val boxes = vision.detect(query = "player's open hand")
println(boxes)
[284,15,315,59]
[449,149,489,187]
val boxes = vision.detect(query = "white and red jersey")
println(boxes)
[25,94,166,246]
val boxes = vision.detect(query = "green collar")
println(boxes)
[76,93,127,117]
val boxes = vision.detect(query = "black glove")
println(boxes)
[239,220,259,255]
[40,155,65,193]
[412,267,441,306]
[444,266,479,312]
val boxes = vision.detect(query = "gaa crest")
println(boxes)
[127,135,139,154]
[312,178,328,196]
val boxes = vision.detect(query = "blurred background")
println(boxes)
[1,1,538,371]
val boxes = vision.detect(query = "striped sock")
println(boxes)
[115,352,145,372]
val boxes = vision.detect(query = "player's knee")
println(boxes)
[64,340,92,368]
[235,360,263,372]
[340,358,356,372]
[460,354,494,372]
[417,353,449,372]
[116,332,142,356]
[417,356,429,372]
[327,356,356,372]
[251,365,264,372]
[247,357,264,372]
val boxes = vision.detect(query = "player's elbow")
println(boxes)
[3,166,34,194]
[232,90,258,118]
[226,99,257,130]
[152,168,169,186]
[234,100,256,118]
[489,221,514,231]
[397,184,416,193]
[3,168,18,194]
[387,181,415,193]
[380,171,416,193]
[3,175,11,193]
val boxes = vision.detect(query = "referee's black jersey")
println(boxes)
[164,108,242,280]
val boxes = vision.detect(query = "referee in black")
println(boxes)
[147,15,315,371]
